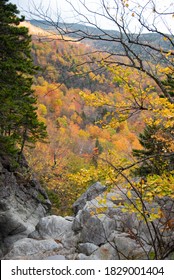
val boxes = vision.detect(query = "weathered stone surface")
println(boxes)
[29,215,79,253]
[76,253,89,260]
[3,238,62,260]
[109,231,149,259]
[44,255,66,260]
[72,182,107,214]
[0,155,51,258]
[78,243,99,256]
[30,215,73,240]
[77,243,119,260]
[72,210,83,232]
[89,242,119,260]
[79,212,116,245]
[72,206,117,245]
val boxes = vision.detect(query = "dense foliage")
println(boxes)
[22,37,144,214]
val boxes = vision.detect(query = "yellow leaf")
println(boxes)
[110,195,117,200]
[127,190,132,199]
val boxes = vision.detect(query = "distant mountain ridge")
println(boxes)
[28,19,172,53]
[20,21,54,36]
[20,21,74,41]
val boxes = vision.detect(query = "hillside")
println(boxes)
[1,1,174,260]
[20,21,51,36]
[17,22,174,220]
[19,22,152,215]
[20,21,74,41]
[29,20,172,61]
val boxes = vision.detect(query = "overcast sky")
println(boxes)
[10,0,174,33]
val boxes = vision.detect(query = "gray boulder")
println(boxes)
[29,215,73,240]
[73,209,116,245]
[3,238,62,260]
[88,242,119,260]
[72,182,107,214]
[77,243,99,256]
[29,215,78,253]
[77,243,119,260]
[109,231,149,259]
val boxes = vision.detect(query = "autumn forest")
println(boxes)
[23,17,174,216]
[1,0,174,260]
[27,35,144,214]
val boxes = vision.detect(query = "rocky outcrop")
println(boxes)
[2,180,174,260]
[3,215,79,260]
[72,182,107,214]
[0,154,51,258]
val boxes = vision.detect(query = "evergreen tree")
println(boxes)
[133,124,174,176]
[0,0,47,155]
[92,138,103,167]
